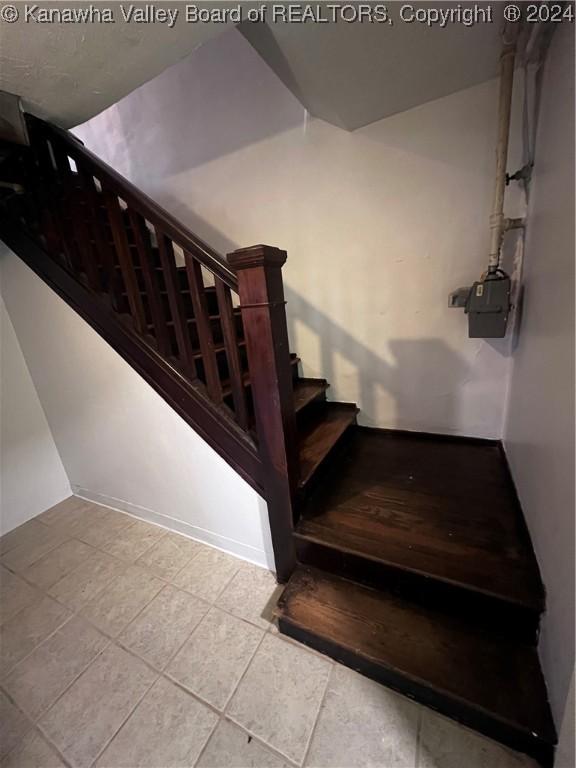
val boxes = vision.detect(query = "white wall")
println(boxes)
[0,249,273,569]
[76,28,526,439]
[0,294,69,534]
[503,24,574,763]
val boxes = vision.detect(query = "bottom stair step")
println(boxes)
[276,567,556,766]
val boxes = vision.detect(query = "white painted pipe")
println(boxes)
[488,36,518,273]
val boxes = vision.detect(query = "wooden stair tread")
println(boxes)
[277,567,556,759]
[293,378,329,413]
[296,428,545,611]
[298,403,358,489]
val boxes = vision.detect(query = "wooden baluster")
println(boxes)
[21,133,60,256]
[50,142,93,281]
[228,244,298,582]
[185,252,222,403]
[155,230,198,379]
[76,162,115,292]
[34,138,75,270]
[104,190,147,333]
[66,161,102,292]
[215,278,250,429]
[130,211,171,356]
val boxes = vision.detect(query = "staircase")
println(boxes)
[0,116,556,766]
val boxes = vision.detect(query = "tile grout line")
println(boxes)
[78,574,166,641]
[6,634,112,766]
[94,520,172,566]
[225,715,301,768]
[0,532,73,582]
[160,612,269,720]
[32,635,113,727]
[193,713,301,768]
[191,713,226,768]
[115,588,212,674]
[414,703,423,768]
[85,661,161,768]
[212,607,266,714]
[0,607,74,682]
[221,629,331,766]
[0,517,55,557]
[220,623,269,716]
[4,535,127,595]
[19,723,74,768]
[298,656,334,768]
[0,690,36,762]
[167,543,247,603]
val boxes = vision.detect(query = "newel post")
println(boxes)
[228,244,299,583]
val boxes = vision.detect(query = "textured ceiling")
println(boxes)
[1,1,510,132]
[0,2,235,128]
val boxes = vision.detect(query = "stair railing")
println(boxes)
[5,115,297,580]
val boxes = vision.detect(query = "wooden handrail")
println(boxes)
[21,113,252,438]
[25,115,238,292]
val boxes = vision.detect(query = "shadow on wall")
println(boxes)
[157,191,485,435]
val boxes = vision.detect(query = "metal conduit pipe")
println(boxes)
[488,27,521,274]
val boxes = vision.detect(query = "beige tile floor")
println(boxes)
[0,496,537,768]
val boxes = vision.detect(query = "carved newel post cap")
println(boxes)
[228,244,287,270]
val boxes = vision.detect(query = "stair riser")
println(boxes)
[295,391,327,419]
[278,617,554,768]
[296,412,357,499]
[294,537,541,643]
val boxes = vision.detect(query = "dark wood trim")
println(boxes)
[229,244,299,582]
[355,425,501,446]
[0,219,264,495]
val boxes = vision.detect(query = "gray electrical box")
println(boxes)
[466,275,511,338]
[449,274,511,339]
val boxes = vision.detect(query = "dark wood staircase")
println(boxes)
[0,115,556,767]
[278,429,556,765]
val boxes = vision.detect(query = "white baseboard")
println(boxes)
[71,485,273,571]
